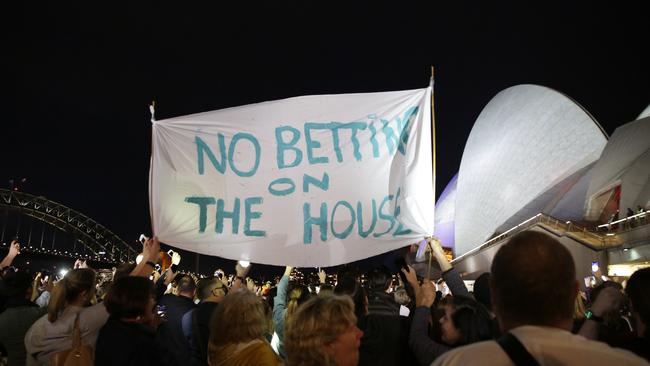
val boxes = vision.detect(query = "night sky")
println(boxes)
[4,3,649,275]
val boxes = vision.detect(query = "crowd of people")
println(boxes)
[1,231,649,365]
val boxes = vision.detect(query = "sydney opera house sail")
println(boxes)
[433,173,457,250]
[585,117,650,221]
[638,104,650,119]
[452,85,608,256]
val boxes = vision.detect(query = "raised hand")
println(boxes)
[45,275,54,292]
[9,240,21,257]
[236,262,251,278]
[246,277,255,291]
[284,266,293,277]
[428,237,452,272]
[417,281,436,308]
[318,269,326,284]
[142,236,161,263]
[171,251,181,266]
[1,240,21,268]
[401,265,418,289]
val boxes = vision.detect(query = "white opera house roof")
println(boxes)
[638,104,650,119]
[435,84,650,257]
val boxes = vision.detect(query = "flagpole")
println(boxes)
[430,66,436,209]
[427,66,436,281]
[149,101,156,238]
[426,241,433,281]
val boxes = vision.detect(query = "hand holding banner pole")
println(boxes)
[426,236,433,281]
[150,101,156,122]
[425,236,444,281]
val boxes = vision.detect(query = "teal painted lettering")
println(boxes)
[381,119,399,155]
[373,194,395,237]
[228,133,261,177]
[329,122,368,162]
[368,122,380,158]
[268,178,296,196]
[216,198,241,234]
[184,196,216,233]
[302,173,329,193]
[303,202,328,244]
[331,201,355,239]
[244,197,266,237]
[275,126,302,169]
[395,107,418,155]
[344,122,367,161]
[356,199,377,238]
[304,123,329,165]
[195,135,227,174]
[392,188,412,236]
[328,122,344,163]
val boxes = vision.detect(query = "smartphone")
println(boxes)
[394,257,408,272]
[214,269,224,279]
[167,249,175,257]
[394,257,409,286]
[155,304,167,317]
[591,261,599,273]
[139,234,148,244]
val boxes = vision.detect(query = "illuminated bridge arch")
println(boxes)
[0,188,136,263]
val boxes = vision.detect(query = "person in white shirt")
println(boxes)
[433,231,648,366]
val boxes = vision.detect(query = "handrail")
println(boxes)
[597,211,648,228]
[450,212,644,264]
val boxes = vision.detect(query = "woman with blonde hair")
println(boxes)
[24,268,105,365]
[284,294,364,366]
[208,290,281,366]
[272,266,310,357]
[25,237,161,365]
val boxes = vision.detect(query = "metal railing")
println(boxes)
[451,212,640,264]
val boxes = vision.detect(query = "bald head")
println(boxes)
[491,231,577,329]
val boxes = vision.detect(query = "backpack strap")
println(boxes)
[71,313,82,348]
[496,332,540,366]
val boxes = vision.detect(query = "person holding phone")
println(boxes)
[155,269,197,366]
[0,240,21,275]
[403,238,493,366]
[95,276,171,366]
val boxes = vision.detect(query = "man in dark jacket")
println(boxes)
[181,276,227,366]
[358,266,414,366]
[0,271,47,366]
[156,274,197,366]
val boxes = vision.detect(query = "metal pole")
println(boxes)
[16,214,21,240]
[39,220,45,248]
[1,208,7,243]
[27,215,33,247]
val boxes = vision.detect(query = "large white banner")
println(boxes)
[150,87,434,267]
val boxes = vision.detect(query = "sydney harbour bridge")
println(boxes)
[0,188,137,265]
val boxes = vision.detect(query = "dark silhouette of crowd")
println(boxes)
[1,231,649,365]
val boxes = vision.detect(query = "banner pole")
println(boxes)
[430,66,436,209]
[428,67,437,281]
[148,101,156,238]
[426,243,433,281]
